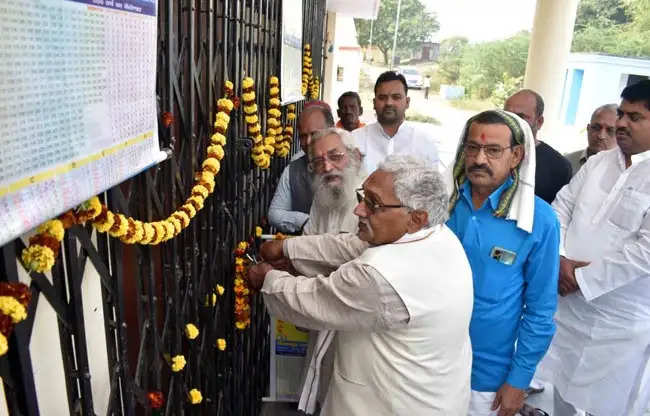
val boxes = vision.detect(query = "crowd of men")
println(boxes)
[250,71,650,416]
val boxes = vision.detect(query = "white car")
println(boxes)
[398,67,424,89]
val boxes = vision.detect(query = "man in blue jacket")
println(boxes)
[446,110,560,416]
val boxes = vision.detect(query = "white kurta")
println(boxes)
[262,228,473,415]
[352,121,440,174]
[537,147,650,416]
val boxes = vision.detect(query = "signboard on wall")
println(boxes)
[280,0,304,104]
[0,0,164,246]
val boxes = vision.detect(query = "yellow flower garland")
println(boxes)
[21,82,235,274]
[188,388,203,404]
[185,323,199,340]
[217,338,226,351]
[171,354,186,372]
[242,77,271,169]
[234,241,252,329]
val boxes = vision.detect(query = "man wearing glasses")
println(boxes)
[565,104,618,176]
[446,110,560,416]
[248,155,474,415]
[293,127,366,414]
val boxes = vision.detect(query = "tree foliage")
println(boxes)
[457,31,530,100]
[572,0,650,56]
[437,37,469,84]
[355,0,439,65]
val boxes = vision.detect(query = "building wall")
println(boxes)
[323,13,363,113]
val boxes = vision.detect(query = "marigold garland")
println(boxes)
[216,338,226,351]
[276,104,297,158]
[242,77,272,169]
[0,282,31,356]
[302,44,312,97]
[185,323,199,340]
[234,241,252,329]
[21,81,236,274]
[265,76,283,158]
[171,354,186,372]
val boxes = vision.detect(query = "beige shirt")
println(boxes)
[264,233,409,331]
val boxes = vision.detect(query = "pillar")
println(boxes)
[524,0,579,135]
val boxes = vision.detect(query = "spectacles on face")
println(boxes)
[309,150,347,171]
[464,142,514,159]
[355,188,406,214]
[588,123,615,137]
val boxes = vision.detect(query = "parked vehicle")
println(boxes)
[397,67,424,89]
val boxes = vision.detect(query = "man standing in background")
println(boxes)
[353,71,440,174]
[504,89,572,204]
[565,104,618,175]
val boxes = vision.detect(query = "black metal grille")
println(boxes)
[0,0,327,414]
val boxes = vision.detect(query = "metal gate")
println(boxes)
[0,0,326,414]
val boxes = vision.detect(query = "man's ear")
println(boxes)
[337,108,343,119]
[406,210,428,233]
[405,96,410,109]
[359,106,364,116]
[537,115,545,130]
[511,145,525,169]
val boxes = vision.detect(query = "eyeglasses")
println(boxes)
[308,150,347,171]
[464,142,515,159]
[588,123,615,137]
[355,188,406,214]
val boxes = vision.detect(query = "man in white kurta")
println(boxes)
[352,71,440,175]
[537,80,650,416]
[297,127,366,414]
[249,155,473,415]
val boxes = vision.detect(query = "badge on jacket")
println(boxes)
[490,246,516,265]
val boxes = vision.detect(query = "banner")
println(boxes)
[267,318,309,402]
[0,0,163,246]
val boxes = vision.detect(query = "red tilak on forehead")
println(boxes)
[480,133,486,141]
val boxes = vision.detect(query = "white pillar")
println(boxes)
[524,0,579,135]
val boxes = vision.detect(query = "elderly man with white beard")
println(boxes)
[303,127,367,236]
[294,127,366,414]
[249,155,474,415]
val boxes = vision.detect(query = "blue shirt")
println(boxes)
[446,177,559,391]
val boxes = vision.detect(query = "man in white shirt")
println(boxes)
[565,104,618,176]
[297,127,366,414]
[268,102,334,233]
[537,79,650,416]
[249,155,473,415]
[352,71,440,174]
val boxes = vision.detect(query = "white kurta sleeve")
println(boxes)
[262,262,409,331]
[552,159,589,257]
[576,211,650,300]
[284,233,369,273]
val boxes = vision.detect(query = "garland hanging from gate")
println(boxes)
[21,81,236,274]
[243,77,274,168]
[302,44,312,97]
[233,241,252,330]
[0,282,31,356]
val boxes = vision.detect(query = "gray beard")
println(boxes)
[311,161,364,211]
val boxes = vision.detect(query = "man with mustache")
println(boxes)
[249,155,474,415]
[268,102,334,233]
[446,110,560,416]
[565,104,618,176]
[352,71,440,174]
[536,80,650,416]
[335,91,365,132]
[504,89,572,204]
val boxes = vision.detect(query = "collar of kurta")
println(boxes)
[460,176,515,212]
[335,120,366,131]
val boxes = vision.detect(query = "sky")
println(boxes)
[421,0,538,42]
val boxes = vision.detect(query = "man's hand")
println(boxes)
[558,256,590,296]
[491,383,525,416]
[260,240,285,262]
[246,262,274,291]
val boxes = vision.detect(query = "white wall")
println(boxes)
[322,13,363,114]
[554,54,650,153]
[3,230,111,414]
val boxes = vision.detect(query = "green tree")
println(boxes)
[458,31,530,100]
[355,0,439,65]
[437,37,469,84]
[571,0,650,56]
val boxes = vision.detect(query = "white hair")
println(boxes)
[308,127,359,158]
[377,155,449,226]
